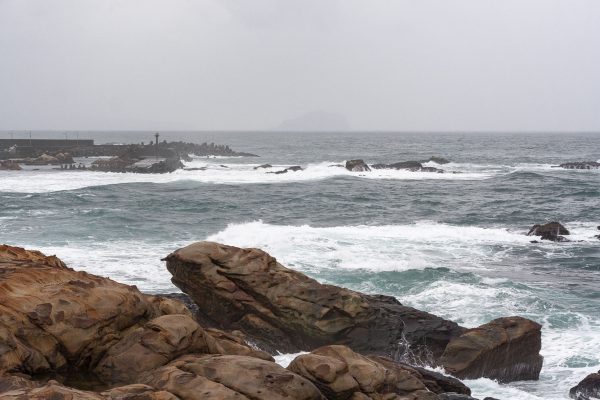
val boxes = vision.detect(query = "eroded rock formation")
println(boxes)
[164,241,465,361]
[345,159,371,172]
[570,370,600,400]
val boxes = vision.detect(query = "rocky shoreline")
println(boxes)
[0,242,564,399]
[0,140,258,174]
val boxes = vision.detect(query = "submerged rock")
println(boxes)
[439,316,543,383]
[527,221,570,242]
[345,159,371,172]
[164,241,465,360]
[570,370,600,399]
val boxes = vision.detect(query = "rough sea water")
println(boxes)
[1,131,599,399]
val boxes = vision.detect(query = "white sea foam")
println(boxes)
[0,160,496,193]
[273,352,308,368]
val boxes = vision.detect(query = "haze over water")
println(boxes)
[1,131,599,400]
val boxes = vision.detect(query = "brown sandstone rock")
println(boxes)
[0,244,187,376]
[0,244,269,391]
[164,242,465,361]
[289,345,436,400]
[439,316,543,382]
[141,354,325,400]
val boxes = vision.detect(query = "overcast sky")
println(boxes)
[1,0,599,132]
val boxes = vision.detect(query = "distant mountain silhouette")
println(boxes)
[275,111,350,131]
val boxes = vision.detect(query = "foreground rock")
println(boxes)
[559,161,600,170]
[0,245,275,396]
[439,317,543,383]
[527,221,570,242]
[345,159,371,172]
[289,345,471,400]
[164,241,466,362]
[570,370,600,399]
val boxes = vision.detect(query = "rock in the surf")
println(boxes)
[570,370,600,399]
[164,241,465,360]
[371,160,444,173]
[0,160,21,170]
[527,221,570,242]
[345,159,371,172]
[559,161,600,170]
[439,316,543,383]
[254,163,272,169]
[269,165,304,174]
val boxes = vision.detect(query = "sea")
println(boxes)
[1,131,599,399]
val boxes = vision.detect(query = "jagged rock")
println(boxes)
[0,160,21,170]
[254,164,272,169]
[527,222,570,242]
[345,160,371,172]
[164,241,465,360]
[289,345,437,400]
[439,316,543,383]
[559,162,600,170]
[140,354,325,400]
[570,370,600,399]
[397,363,471,395]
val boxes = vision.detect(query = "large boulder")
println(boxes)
[345,160,371,172]
[164,241,465,361]
[570,370,600,399]
[527,221,570,242]
[439,316,543,383]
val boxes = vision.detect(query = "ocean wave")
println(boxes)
[0,160,496,193]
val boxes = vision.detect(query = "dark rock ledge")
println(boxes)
[0,242,544,399]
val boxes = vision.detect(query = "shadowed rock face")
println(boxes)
[164,241,466,361]
[439,316,543,383]
[570,370,600,400]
